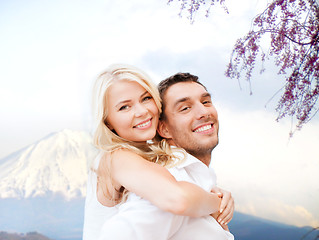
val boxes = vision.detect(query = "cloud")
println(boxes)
[139,45,288,114]
[213,108,319,227]
[236,197,319,227]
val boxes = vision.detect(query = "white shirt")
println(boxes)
[98,150,234,240]
[82,153,119,240]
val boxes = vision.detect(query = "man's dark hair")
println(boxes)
[158,72,207,119]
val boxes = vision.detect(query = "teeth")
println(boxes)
[194,124,212,133]
[136,120,151,128]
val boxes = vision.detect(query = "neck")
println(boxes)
[168,140,212,166]
[193,153,211,167]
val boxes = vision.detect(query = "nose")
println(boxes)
[134,103,148,118]
[195,102,210,120]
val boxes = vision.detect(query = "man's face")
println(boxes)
[158,81,219,162]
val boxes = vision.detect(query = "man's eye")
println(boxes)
[181,106,190,112]
[119,105,129,111]
[203,100,212,105]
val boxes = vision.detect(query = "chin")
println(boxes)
[139,135,156,142]
[202,140,218,152]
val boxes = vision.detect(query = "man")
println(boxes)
[98,73,234,240]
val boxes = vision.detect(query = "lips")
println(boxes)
[134,118,152,129]
[193,123,214,133]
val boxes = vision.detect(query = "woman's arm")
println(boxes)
[109,149,222,218]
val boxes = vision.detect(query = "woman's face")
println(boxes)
[106,80,159,142]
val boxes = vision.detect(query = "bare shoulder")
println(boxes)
[97,149,144,174]
[112,148,141,157]
[111,148,147,165]
[110,148,164,176]
[98,149,141,164]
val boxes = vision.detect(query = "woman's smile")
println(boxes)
[134,118,152,129]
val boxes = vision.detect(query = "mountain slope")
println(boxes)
[0,231,52,240]
[229,212,318,240]
[0,129,98,199]
[0,197,84,240]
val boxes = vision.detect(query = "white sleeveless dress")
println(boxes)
[82,153,119,240]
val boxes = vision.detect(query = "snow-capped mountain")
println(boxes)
[0,129,99,199]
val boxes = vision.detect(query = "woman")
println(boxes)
[83,64,233,239]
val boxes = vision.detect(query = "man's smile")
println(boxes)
[193,123,214,134]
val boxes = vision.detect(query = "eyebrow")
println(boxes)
[202,92,212,99]
[115,90,149,108]
[140,90,149,98]
[173,97,190,109]
[173,92,211,108]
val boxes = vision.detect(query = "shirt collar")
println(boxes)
[170,147,217,189]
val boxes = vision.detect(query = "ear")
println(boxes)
[157,120,172,139]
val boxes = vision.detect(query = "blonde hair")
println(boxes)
[91,64,178,203]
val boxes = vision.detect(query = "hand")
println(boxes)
[210,186,234,230]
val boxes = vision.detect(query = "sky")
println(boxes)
[1,0,318,228]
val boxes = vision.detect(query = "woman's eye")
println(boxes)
[119,105,129,111]
[142,96,152,101]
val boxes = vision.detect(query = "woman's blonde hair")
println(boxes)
[91,64,178,203]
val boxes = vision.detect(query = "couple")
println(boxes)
[83,64,235,239]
